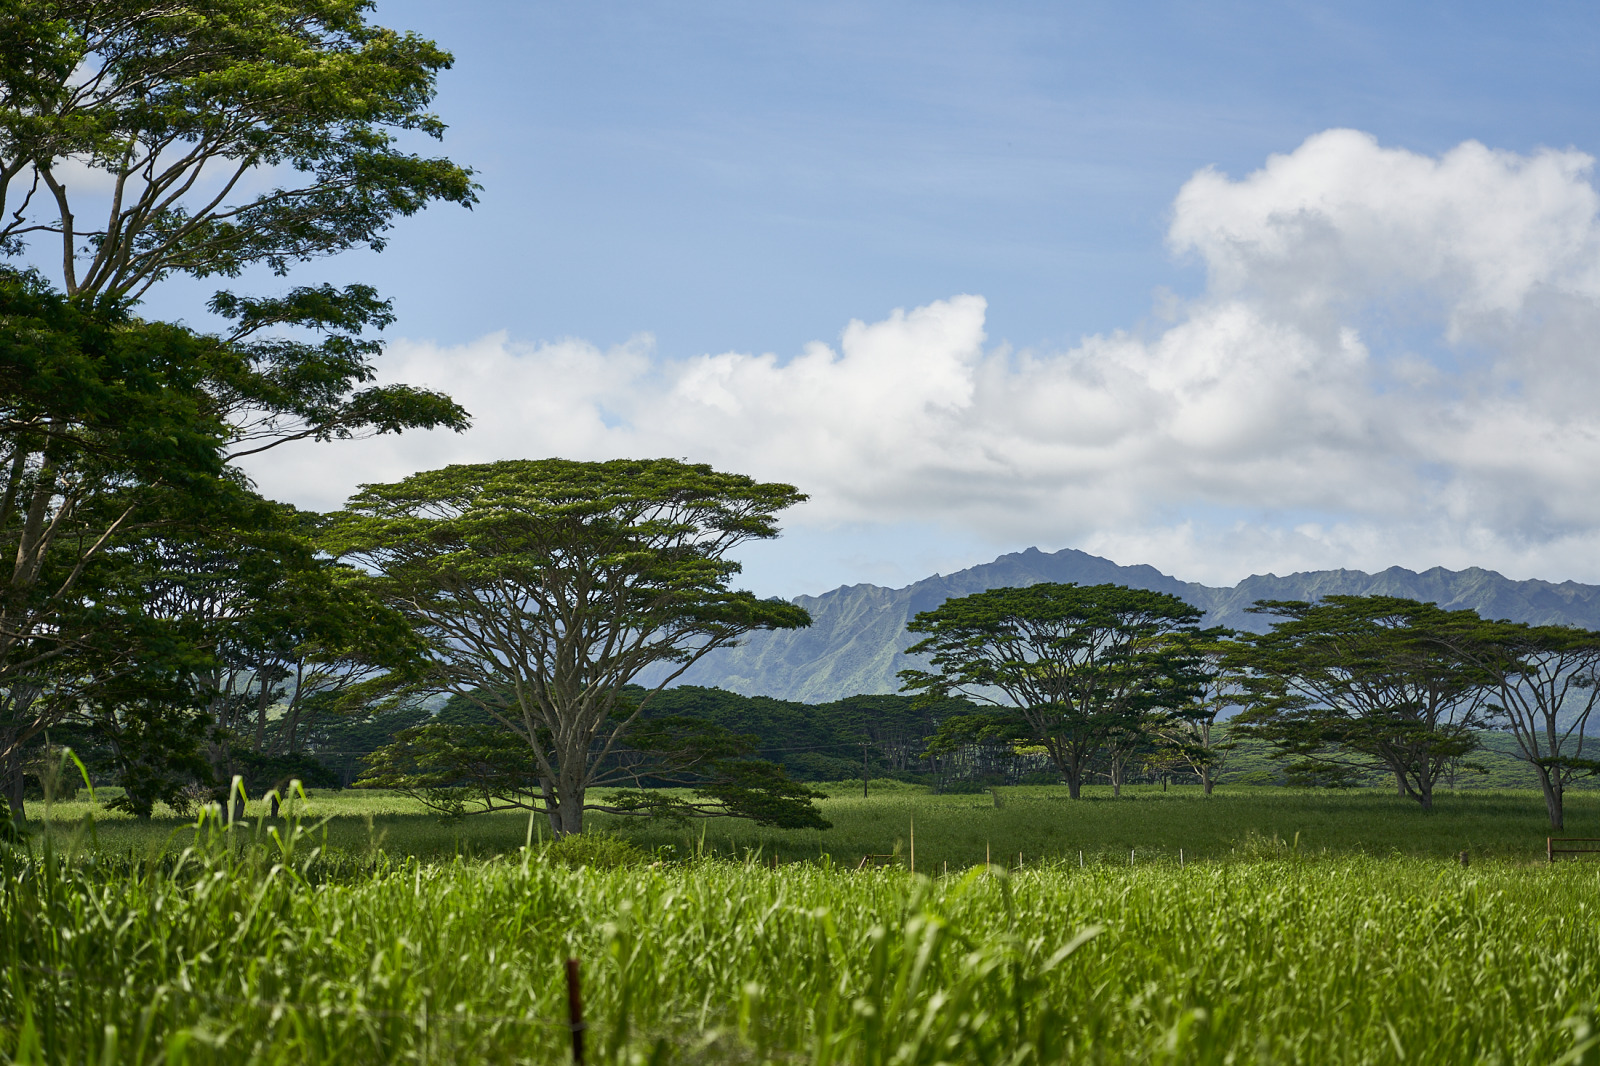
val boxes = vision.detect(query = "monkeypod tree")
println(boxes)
[1448,622,1600,829]
[0,0,472,651]
[900,583,1211,799]
[0,269,461,817]
[324,458,823,836]
[1230,596,1496,810]
[1148,633,1245,796]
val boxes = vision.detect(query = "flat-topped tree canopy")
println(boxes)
[901,582,1211,799]
[1229,595,1499,809]
[324,457,820,835]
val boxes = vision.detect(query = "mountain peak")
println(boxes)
[657,550,1600,702]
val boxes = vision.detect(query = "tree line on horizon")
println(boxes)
[896,583,1600,828]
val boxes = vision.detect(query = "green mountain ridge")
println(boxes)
[650,547,1600,702]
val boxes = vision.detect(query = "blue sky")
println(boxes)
[196,2,1600,596]
[166,0,1600,356]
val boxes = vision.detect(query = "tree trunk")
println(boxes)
[252,675,278,753]
[283,665,306,754]
[1538,764,1565,830]
[1047,742,1085,799]
[556,790,585,836]
[203,684,231,783]
[0,748,24,821]
[1201,766,1214,796]
[554,749,588,836]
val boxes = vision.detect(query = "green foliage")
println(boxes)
[0,269,240,813]
[206,283,470,453]
[0,266,458,807]
[1232,596,1501,809]
[539,831,650,870]
[0,0,474,822]
[43,492,428,813]
[901,582,1210,797]
[224,748,340,795]
[358,722,542,817]
[92,699,214,819]
[922,707,1035,783]
[327,458,818,835]
[19,744,76,801]
[0,0,477,299]
[124,499,429,756]
[632,685,974,781]
[298,703,431,786]
[0,269,232,479]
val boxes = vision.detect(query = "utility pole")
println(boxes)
[863,742,870,799]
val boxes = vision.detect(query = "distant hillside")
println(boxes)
[650,547,1600,702]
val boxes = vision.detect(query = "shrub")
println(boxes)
[541,832,651,870]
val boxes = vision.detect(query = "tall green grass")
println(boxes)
[4,807,1600,1064]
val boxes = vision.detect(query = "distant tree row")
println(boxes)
[901,583,1600,828]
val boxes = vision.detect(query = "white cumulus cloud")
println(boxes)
[242,129,1600,589]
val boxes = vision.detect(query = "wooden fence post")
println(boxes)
[566,957,585,1065]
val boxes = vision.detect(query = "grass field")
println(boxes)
[8,786,1600,1064]
[20,781,1600,867]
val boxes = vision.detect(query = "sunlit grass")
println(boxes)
[4,807,1600,1064]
